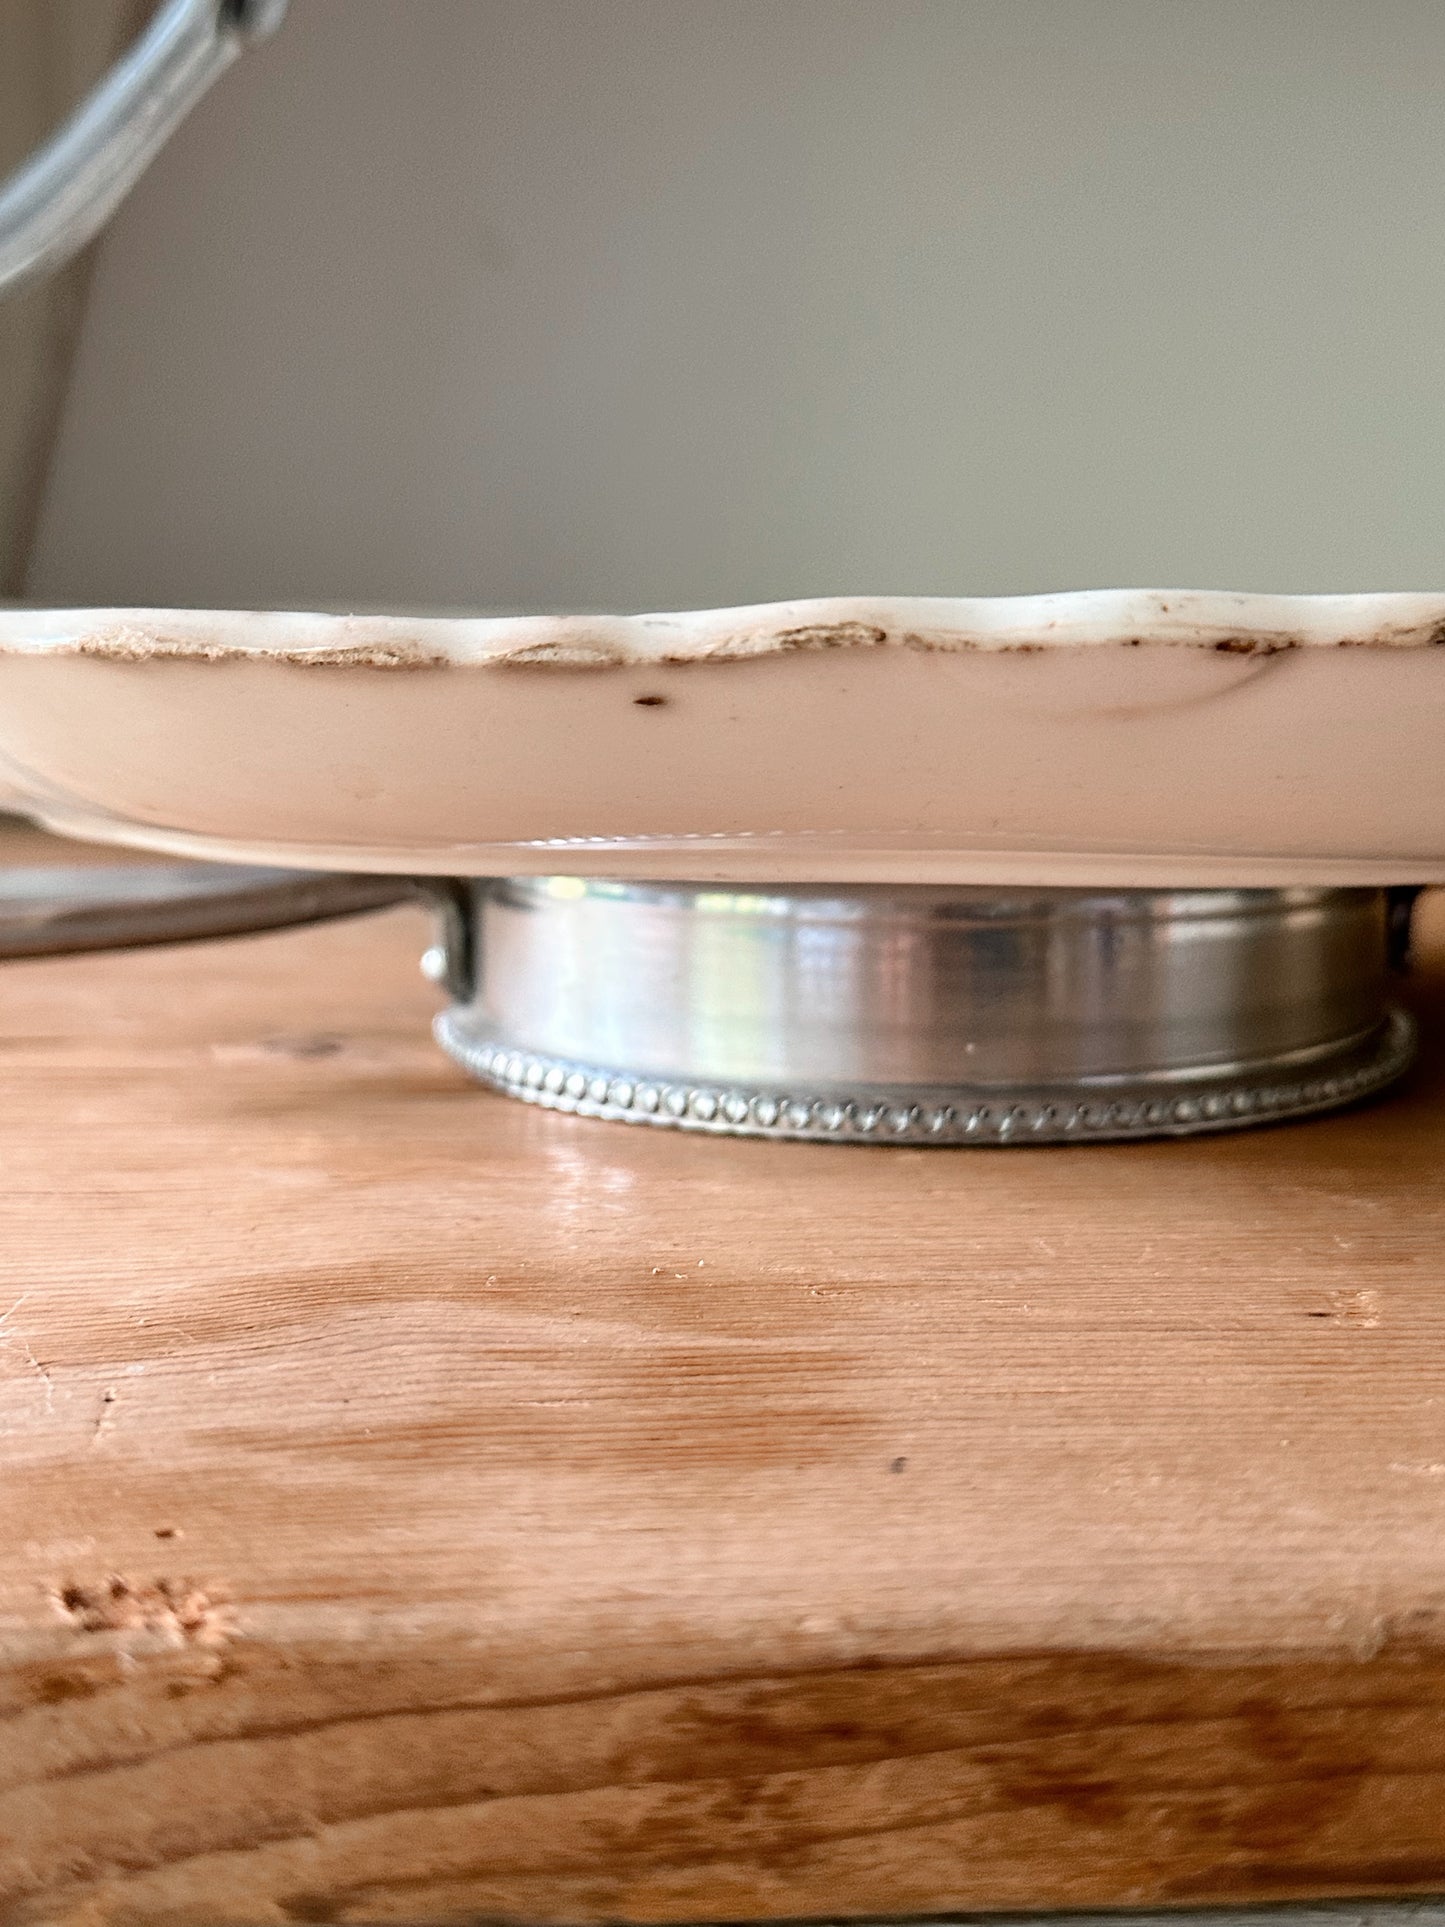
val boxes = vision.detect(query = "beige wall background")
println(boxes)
[21,0,1445,612]
[0,0,141,594]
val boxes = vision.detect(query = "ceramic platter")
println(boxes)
[0,590,1443,885]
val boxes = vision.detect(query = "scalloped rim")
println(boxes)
[435,1008,1418,1144]
[4,590,1445,669]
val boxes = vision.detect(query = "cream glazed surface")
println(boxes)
[0,591,1442,883]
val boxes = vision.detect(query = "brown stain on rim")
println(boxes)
[1213,635,1300,655]
[11,615,1445,670]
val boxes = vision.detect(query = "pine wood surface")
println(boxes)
[1,836,1444,1924]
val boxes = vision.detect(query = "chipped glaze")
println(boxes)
[0,592,1442,883]
[4,590,1445,668]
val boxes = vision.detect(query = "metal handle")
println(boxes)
[0,861,409,960]
[0,0,288,298]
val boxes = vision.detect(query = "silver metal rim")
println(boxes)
[0,864,409,959]
[435,1005,1416,1145]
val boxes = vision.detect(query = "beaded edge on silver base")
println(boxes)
[434,1007,1417,1145]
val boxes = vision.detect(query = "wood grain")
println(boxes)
[1,851,1445,1923]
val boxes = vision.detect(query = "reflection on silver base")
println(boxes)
[436,879,1418,1144]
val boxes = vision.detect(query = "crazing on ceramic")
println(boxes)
[0,591,1442,884]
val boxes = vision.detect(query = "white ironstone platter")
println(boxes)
[0,590,1441,884]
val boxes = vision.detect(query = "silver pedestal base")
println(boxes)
[435,879,1417,1144]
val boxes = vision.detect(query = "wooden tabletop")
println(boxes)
[2,837,1445,1925]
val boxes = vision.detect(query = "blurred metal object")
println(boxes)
[417,877,477,1004]
[436,879,1415,1143]
[0,862,404,959]
[0,0,288,297]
